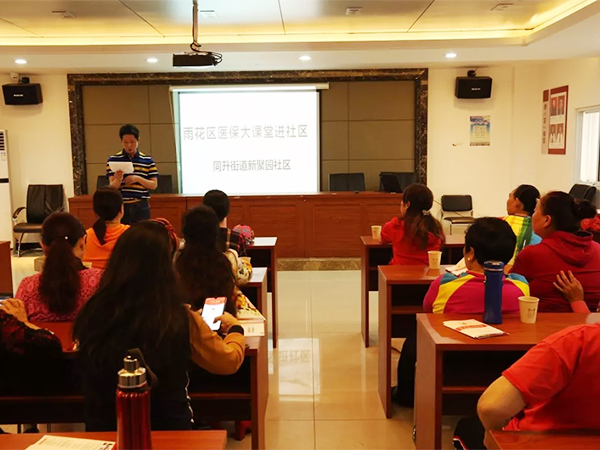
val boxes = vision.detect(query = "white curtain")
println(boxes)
[580,111,600,183]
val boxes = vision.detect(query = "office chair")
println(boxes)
[569,184,597,202]
[440,194,476,234]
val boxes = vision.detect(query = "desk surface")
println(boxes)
[488,430,600,450]
[248,267,267,286]
[37,322,261,355]
[378,265,451,285]
[361,234,465,248]
[417,313,600,350]
[0,431,227,450]
[249,237,277,248]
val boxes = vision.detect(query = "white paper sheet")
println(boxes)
[26,435,115,450]
[108,161,134,174]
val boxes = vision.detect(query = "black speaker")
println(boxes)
[2,83,43,105]
[455,77,492,99]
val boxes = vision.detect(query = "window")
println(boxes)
[577,108,600,183]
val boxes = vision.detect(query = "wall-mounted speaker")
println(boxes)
[455,76,492,99]
[2,83,43,105]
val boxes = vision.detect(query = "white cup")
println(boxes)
[371,225,382,241]
[428,251,442,270]
[518,296,540,324]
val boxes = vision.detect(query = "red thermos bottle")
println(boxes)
[116,355,152,450]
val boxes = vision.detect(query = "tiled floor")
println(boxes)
[8,256,459,449]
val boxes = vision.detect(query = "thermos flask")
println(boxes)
[116,355,152,450]
[483,260,504,325]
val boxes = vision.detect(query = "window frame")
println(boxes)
[574,105,600,186]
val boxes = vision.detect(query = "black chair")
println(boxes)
[96,175,109,189]
[12,185,65,256]
[569,184,597,202]
[153,174,174,194]
[379,172,416,192]
[329,173,365,191]
[441,195,476,234]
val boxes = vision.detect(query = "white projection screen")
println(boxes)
[172,85,325,195]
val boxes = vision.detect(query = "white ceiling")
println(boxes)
[0,0,599,73]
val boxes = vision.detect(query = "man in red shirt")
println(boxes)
[477,321,600,445]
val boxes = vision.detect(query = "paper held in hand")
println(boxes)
[108,161,134,174]
[443,319,508,339]
[26,435,114,450]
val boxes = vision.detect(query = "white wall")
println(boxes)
[0,74,73,212]
[536,57,600,195]
[428,65,541,218]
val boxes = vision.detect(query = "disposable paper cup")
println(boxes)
[428,251,442,270]
[371,225,382,240]
[519,296,539,324]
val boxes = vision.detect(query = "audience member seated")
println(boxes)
[203,189,253,255]
[392,217,526,408]
[83,188,129,269]
[504,184,542,264]
[512,191,600,312]
[176,206,238,316]
[474,320,600,448]
[553,270,599,312]
[16,212,102,322]
[381,183,445,265]
[73,220,245,432]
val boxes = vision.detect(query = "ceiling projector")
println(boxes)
[173,51,222,67]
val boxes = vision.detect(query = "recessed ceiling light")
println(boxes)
[346,7,363,15]
[146,57,159,63]
[15,59,27,65]
[200,10,218,19]
[299,55,312,61]
[445,52,457,59]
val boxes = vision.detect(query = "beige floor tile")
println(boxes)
[315,419,415,450]
[314,390,387,420]
[265,396,315,421]
[10,254,39,292]
[266,420,316,450]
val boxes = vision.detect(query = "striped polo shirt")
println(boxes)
[106,150,158,203]
[423,271,528,315]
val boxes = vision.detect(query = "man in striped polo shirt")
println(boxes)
[107,124,158,224]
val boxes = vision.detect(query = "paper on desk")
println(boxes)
[26,435,115,450]
[443,319,507,339]
[446,257,468,277]
[108,161,134,174]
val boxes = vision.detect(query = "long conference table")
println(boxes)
[68,192,403,258]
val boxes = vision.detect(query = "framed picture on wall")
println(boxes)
[545,85,568,155]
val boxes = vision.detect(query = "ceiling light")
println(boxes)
[299,55,312,61]
[346,7,363,15]
[15,59,27,65]
[146,57,159,63]
[200,10,217,19]
[445,52,457,59]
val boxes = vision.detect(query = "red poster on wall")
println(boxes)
[541,90,549,154]
[548,85,568,155]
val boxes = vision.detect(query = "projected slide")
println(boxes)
[175,88,320,195]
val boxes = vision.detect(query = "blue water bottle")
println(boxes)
[483,260,504,325]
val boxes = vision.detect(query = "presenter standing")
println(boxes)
[107,124,158,224]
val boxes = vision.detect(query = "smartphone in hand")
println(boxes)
[201,297,227,331]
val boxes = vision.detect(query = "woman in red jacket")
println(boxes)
[512,191,600,312]
[381,183,445,265]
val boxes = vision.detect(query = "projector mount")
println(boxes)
[173,0,222,67]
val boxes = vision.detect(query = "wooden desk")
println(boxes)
[246,237,278,348]
[488,430,600,450]
[0,430,227,450]
[1,324,269,450]
[377,265,449,418]
[0,241,13,296]
[415,313,600,450]
[361,235,464,347]
[70,192,402,257]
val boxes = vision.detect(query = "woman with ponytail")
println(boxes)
[381,183,445,265]
[15,212,101,322]
[512,191,600,312]
[83,188,129,269]
[175,206,237,315]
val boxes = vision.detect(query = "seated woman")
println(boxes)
[175,206,239,316]
[16,212,102,322]
[504,184,542,264]
[73,220,245,432]
[393,217,526,407]
[512,191,600,312]
[83,187,129,269]
[381,183,445,265]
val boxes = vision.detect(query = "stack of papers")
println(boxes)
[443,319,507,339]
[27,436,114,450]
[445,258,468,277]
